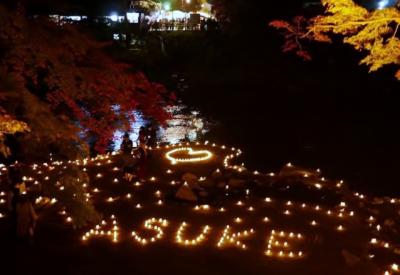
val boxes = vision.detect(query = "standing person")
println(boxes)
[138,126,148,148]
[121,132,133,155]
[147,122,158,147]
[120,133,134,182]
[16,194,37,244]
[7,164,24,238]
[136,146,147,182]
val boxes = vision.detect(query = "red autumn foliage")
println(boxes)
[269,16,313,61]
[0,5,174,156]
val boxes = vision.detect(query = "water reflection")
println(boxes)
[112,105,209,150]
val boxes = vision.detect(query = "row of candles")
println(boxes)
[0,141,399,272]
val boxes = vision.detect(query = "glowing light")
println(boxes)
[126,12,139,23]
[163,2,171,11]
[265,230,304,259]
[166,147,213,165]
[234,217,243,223]
[82,216,119,243]
[110,13,119,22]
[314,183,322,189]
[131,218,169,245]
[377,0,389,9]
[175,223,211,246]
[217,226,255,250]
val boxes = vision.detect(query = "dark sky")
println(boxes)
[18,0,396,17]
[19,0,127,14]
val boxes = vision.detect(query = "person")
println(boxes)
[7,164,24,238]
[138,127,148,148]
[16,194,37,244]
[135,146,147,181]
[147,123,158,147]
[120,133,135,182]
[121,132,133,155]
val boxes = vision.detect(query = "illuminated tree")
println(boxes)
[0,112,29,157]
[270,0,400,79]
[0,3,174,227]
[0,4,173,160]
[130,0,161,12]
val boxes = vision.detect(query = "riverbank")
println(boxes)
[1,143,399,275]
[112,30,400,196]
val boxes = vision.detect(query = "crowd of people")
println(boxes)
[120,124,158,183]
[149,17,218,32]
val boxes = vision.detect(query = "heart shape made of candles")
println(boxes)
[166,147,213,165]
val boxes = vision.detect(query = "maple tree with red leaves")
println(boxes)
[0,4,174,160]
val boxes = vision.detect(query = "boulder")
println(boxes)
[279,165,320,182]
[199,179,215,188]
[372,198,384,205]
[182,173,198,184]
[384,219,395,227]
[211,170,223,180]
[216,182,225,189]
[228,178,246,188]
[341,250,360,267]
[176,184,197,202]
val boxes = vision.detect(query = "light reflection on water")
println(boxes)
[112,105,209,150]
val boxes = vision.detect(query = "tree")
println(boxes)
[130,0,161,12]
[270,0,400,79]
[0,4,174,227]
[0,4,173,160]
[0,113,29,158]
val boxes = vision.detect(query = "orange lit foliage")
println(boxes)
[0,5,173,159]
[0,112,29,157]
[270,0,400,79]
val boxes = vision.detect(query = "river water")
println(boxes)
[168,61,400,197]
[133,32,400,196]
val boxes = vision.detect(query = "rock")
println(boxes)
[182,173,198,184]
[372,198,384,205]
[199,179,215,188]
[341,250,360,267]
[279,165,320,180]
[176,184,197,202]
[199,191,208,197]
[384,219,395,227]
[211,170,223,180]
[216,182,225,188]
[370,209,380,216]
[312,234,324,245]
[228,178,246,188]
